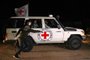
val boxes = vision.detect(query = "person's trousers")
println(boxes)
[15,38,28,56]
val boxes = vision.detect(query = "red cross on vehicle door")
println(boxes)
[41,31,49,39]
[39,31,52,41]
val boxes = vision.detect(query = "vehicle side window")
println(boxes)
[45,19,59,28]
[7,18,24,28]
[30,19,42,28]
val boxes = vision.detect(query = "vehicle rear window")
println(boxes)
[7,18,24,28]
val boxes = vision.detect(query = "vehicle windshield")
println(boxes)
[58,20,65,28]
[45,19,60,28]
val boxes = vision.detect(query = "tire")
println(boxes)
[22,36,33,52]
[65,36,82,50]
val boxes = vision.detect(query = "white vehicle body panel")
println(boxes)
[6,28,19,40]
[4,16,86,44]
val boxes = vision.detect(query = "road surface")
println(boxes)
[0,38,90,60]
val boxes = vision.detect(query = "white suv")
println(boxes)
[4,15,86,50]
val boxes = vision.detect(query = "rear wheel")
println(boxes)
[22,36,34,52]
[65,36,82,50]
[16,36,34,52]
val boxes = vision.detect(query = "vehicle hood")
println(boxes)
[64,27,84,32]
[64,27,77,31]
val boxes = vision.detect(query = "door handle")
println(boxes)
[56,31,61,32]
[12,31,17,33]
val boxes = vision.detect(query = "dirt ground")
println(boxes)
[0,37,90,60]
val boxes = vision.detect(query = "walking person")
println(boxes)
[13,20,41,59]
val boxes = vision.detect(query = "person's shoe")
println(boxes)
[13,55,20,59]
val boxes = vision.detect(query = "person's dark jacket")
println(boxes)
[16,25,41,39]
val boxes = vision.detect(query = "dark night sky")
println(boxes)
[0,0,90,19]
[0,0,90,28]
[29,0,90,21]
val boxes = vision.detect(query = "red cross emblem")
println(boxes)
[38,30,52,41]
[17,8,25,16]
[41,31,49,39]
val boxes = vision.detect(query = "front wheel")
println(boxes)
[65,36,82,50]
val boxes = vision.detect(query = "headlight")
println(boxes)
[77,29,86,36]
[81,30,85,34]
[81,30,85,36]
